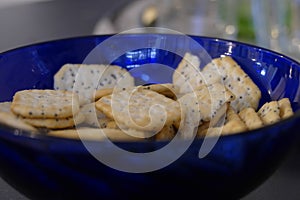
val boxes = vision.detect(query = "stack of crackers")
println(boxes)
[0,53,294,141]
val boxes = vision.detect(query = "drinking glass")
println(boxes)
[155,0,238,40]
[251,0,300,60]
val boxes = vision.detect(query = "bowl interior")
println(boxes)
[1,34,300,107]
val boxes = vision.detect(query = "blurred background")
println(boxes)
[0,0,300,199]
[1,0,300,60]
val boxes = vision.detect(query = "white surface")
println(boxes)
[0,0,50,8]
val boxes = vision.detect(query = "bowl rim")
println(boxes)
[0,33,300,143]
[1,33,299,61]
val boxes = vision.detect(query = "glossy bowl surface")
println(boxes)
[0,34,300,199]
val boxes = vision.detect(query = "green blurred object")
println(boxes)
[237,0,255,43]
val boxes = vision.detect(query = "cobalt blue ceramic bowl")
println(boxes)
[0,34,300,199]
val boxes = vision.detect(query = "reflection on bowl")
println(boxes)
[0,34,299,199]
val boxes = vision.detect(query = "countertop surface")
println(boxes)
[0,0,300,199]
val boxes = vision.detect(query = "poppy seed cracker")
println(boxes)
[94,88,114,101]
[0,102,12,113]
[140,83,179,99]
[278,98,294,119]
[172,52,205,94]
[22,112,85,129]
[95,87,181,133]
[258,101,281,125]
[202,56,261,112]
[178,82,235,124]
[221,106,248,135]
[11,89,80,119]
[155,124,176,141]
[48,128,144,141]
[239,107,263,130]
[54,64,135,104]
[98,117,116,129]
[79,103,106,127]
[0,102,37,132]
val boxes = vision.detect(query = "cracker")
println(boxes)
[177,94,200,130]
[97,117,119,129]
[0,101,37,132]
[54,64,80,91]
[196,121,210,138]
[94,88,114,101]
[155,124,176,141]
[80,103,106,127]
[95,87,181,132]
[226,106,243,122]
[278,98,294,119]
[11,89,79,119]
[197,126,228,138]
[205,127,223,137]
[198,106,247,137]
[95,83,176,101]
[202,56,261,112]
[221,107,248,135]
[95,94,113,119]
[172,52,204,94]
[178,82,234,124]
[198,83,235,121]
[140,84,179,99]
[0,102,12,113]
[54,64,135,104]
[176,84,231,139]
[258,101,281,125]
[0,111,37,132]
[221,120,248,135]
[22,112,85,129]
[99,117,145,138]
[98,117,113,128]
[113,125,174,139]
[48,128,144,141]
[106,120,119,129]
[239,107,263,130]
[196,102,229,137]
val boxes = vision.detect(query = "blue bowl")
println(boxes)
[0,34,300,199]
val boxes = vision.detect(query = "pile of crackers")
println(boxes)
[0,53,294,141]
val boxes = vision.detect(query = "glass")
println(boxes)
[155,0,238,39]
[289,0,300,59]
[251,0,300,60]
